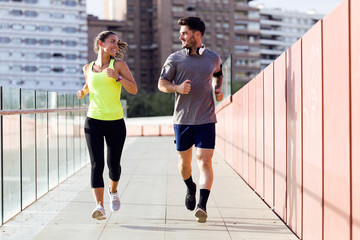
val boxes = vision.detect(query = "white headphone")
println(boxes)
[186,44,206,55]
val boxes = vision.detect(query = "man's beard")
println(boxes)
[182,36,197,49]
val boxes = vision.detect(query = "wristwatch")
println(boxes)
[116,75,123,82]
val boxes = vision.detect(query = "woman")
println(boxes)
[77,31,137,220]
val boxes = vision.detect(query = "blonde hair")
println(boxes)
[93,31,128,60]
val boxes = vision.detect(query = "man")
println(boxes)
[158,17,223,223]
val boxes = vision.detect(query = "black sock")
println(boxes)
[198,189,210,211]
[184,176,196,193]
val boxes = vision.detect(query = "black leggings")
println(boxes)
[84,117,126,188]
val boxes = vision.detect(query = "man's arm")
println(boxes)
[213,64,223,102]
[158,79,191,94]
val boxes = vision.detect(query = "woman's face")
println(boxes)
[100,34,119,57]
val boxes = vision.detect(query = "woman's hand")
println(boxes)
[77,89,85,99]
[105,68,119,80]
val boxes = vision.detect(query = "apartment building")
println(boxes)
[0,0,88,91]
[98,0,260,90]
[258,7,323,69]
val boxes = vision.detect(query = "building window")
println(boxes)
[38,0,50,4]
[24,10,37,17]
[12,52,22,58]
[65,40,77,47]
[11,10,23,16]
[39,25,51,32]
[64,13,77,20]
[52,67,64,73]
[39,39,51,45]
[24,66,37,72]
[64,27,76,33]
[64,0,76,6]
[38,12,50,19]
[12,38,22,44]
[0,9,9,16]
[65,67,77,73]
[25,0,37,3]
[52,40,63,46]
[39,66,51,73]
[52,12,63,19]
[53,53,63,59]
[65,54,76,60]
[53,27,62,32]
[24,38,36,45]
[12,24,23,30]
[24,52,36,59]
[52,0,61,5]
[0,51,9,58]
[24,24,36,31]
[0,65,9,72]
[12,66,22,72]
[172,5,184,13]
[39,52,51,59]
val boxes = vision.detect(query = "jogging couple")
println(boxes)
[77,16,223,223]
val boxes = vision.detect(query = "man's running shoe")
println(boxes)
[185,183,196,211]
[195,206,207,223]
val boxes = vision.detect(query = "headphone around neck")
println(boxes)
[186,44,206,55]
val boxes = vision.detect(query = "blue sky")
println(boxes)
[249,0,342,15]
[86,0,343,19]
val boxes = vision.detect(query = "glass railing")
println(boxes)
[0,86,89,224]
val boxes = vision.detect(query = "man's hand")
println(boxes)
[215,89,223,102]
[177,80,191,94]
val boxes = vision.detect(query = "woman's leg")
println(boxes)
[85,117,105,206]
[104,119,126,186]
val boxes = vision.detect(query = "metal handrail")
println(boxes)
[0,107,88,115]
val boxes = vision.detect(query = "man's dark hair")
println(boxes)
[178,17,206,36]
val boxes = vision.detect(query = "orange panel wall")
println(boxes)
[302,21,323,240]
[232,91,242,174]
[263,63,275,208]
[323,1,351,239]
[248,80,256,189]
[351,0,360,238]
[225,102,234,167]
[233,91,243,175]
[255,73,264,198]
[286,39,303,236]
[242,85,249,182]
[274,52,287,220]
[214,1,358,239]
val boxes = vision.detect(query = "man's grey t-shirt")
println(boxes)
[159,48,221,125]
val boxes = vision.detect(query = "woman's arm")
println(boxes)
[113,60,138,95]
[77,64,90,99]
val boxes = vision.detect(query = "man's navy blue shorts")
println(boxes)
[173,123,216,151]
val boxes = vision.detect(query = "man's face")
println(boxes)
[179,26,197,49]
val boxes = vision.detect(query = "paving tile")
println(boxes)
[0,136,298,240]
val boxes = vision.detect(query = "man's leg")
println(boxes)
[178,147,193,180]
[178,148,197,211]
[194,148,214,223]
[196,148,214,190]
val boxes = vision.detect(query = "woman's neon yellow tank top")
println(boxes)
[87,59,123,120]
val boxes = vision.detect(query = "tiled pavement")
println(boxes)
[0,137,298,240]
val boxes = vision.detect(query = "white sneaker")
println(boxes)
[92,202,106,220]
[108,187,121,212]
